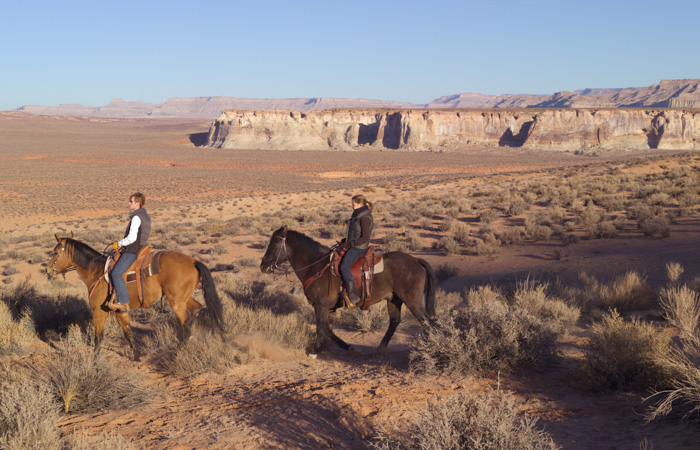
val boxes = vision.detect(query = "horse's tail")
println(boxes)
[418,258,436,318]
[194,261,226,333]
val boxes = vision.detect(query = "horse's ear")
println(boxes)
[69,231,73,239]
[55,233,61,242]
[280,225,288,236]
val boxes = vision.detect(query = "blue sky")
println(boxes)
[1,0,697,110]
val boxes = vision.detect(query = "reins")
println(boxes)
[271,234,338,291]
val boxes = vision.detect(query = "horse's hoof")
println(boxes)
[348,348,363,357]
[307,353,318,359]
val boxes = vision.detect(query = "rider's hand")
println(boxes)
[340,241,352,250]
[112,242,119,250]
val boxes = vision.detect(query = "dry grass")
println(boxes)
[0,366,62,450]
[578,310,672,392]
[147,275,314,379]
[373,388,559,450]
[42,326,157,413]
[644,282,700,422]
[409,285,567,376]
[0,301,35,355]
[572,270,658,312]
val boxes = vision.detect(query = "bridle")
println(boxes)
[48,245,77,278]
[268,233,337,291]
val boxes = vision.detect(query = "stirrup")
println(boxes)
[107,296,130,312]
[343,291,357,310]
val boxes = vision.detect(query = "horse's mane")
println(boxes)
[65,238,106,271]
[287,230,331,256]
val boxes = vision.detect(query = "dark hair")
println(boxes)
[130,192,146,208]
[351,194,374,212]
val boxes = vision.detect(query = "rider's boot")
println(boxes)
[344,280,361,308]
[107,294,130,312]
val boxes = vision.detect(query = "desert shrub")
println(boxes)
[474,235,501,256]
[338,306,388,333]
[0,367,61,450]
[665,262,685,285]
[578,310,672,392]
[410,286,559,376]
[418,217,432,230]
[373,389,558,450]
[644,337,700,422]
[581,200,601,229]
[506,199,529,216]
[647,192,671,206]
[545,205,566,224]
[0,301,35,355]
[452,223,470,244]
[2,265,19,276]
[659,285,700,340]
[382,232,410,252]
[439,218,455,233]
[498,227,526,245]
[576,271,657,312]
[435,263,458,282]
[526,223,553,242]
[217,274,310,316]
[174,231,198,246]
[478,209,500,224]
[512,284,580,334]
[678,192,698,208]
[403,229,423,251]
[158,326,244,379]
[593,194,626,212]
[589,220,619,239]
[640,215,671,238]
[627,203,654,222]
[435,289,462,313]
[437,236,461,255]
[43,326,156,413]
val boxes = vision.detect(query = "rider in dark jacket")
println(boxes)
[339,194,373,306]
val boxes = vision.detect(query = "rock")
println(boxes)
[206,108,700,152]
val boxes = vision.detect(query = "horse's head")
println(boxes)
[47,231,75,278]
[260,226,289,274]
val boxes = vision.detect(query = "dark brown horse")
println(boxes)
[260,226,436,355]
[46,232,224,361]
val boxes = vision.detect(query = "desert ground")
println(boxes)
[1,112,699,449]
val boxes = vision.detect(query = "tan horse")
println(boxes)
[47,232,224,361]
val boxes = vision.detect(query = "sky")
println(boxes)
[1,0,698,110]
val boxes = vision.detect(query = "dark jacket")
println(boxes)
[347,206,373,250]
[122,208,151,254]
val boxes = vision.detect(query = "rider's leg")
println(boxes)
[110,252,136,307]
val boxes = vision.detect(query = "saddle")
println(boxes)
[332,246,384,310]
[100,245,163,308]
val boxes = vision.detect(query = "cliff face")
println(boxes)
[206,108,700,151]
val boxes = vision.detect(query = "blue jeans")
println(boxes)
[110,252,136,305]
[339,247,368,285]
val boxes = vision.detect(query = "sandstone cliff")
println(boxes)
[207,108,700,152]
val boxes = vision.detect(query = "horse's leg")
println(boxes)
[92,307,109,353]
[180,297,203,341]
[170,300,191,342]
[378,296,403,354]
[313,305,330,354]
[113,311,140,361]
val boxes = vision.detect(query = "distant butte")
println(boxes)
[11,79,700,119]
